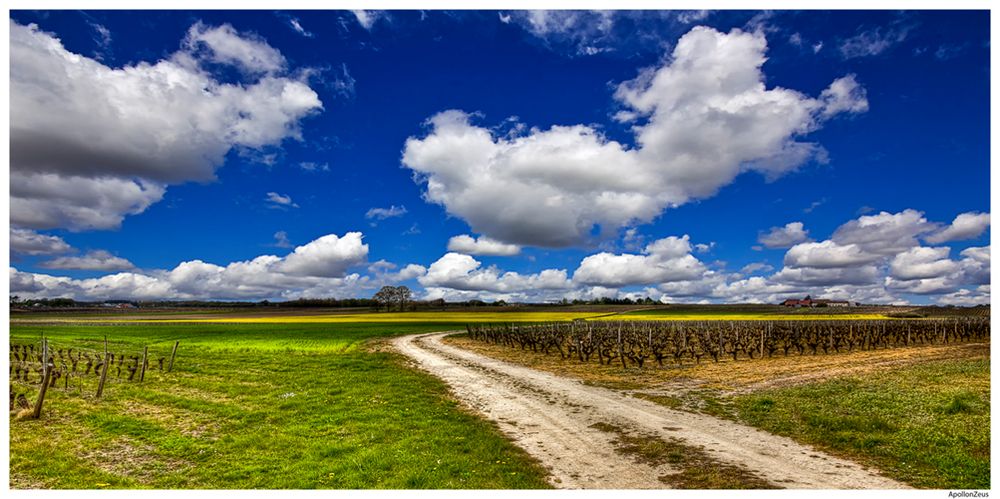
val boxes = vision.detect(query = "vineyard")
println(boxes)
[9,337,179,417]
[466,318,990,367]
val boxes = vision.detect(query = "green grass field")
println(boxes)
[716,358,990,489]
[9,323,551,489]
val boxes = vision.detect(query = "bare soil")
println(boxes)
[393,332,908,490]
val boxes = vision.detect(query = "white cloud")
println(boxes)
[272,231,293,248]
[284,16,313,38]
[784,240,881,269]
[936,285,990,306]
[351,10,385,30]
[299,162,330,172]
[403,27,866,247]
[277,232,368,278]
[10,20,322,231]
[740,262,774,275]
[10,227,72,256]
[772,265,881,286]
[839,21,913,59]
[40,250,135,271]
[365,205,407,220]
[831,209,936,255]
[925,212,990,243]
[332,63,356,99]
[265,192,299,208]
[889,246,958,281]
[11,173,166,231]
[11,232,371,301]
[820,75,869,118]
[573,235,707,287]
[758,222,811,249]
[419,253,571,293]
[183,22,286,75]
[447,235,522,256]
[958,246,990,285]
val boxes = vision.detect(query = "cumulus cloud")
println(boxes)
[11,173,165,231]
[10,20,322,231]
[889,246,958,281]
[831,209,936,255]
[573,236,707,287]
[10,227,72,256]
[447,235,522,256]
[925,212,990,243]
[276,232,368,278]
[419,253,571,293]
[758,222,811,249]
[368,260,427,283]
[403,27,867,247]
[365,205,408,220]
[936,285,990,306]
[40,250,135,271]
[11,232,370,301]
[784,240,881,269]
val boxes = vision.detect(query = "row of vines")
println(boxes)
[10,338,180,417]
[466,319,990,368]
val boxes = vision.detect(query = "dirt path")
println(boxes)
[393,332,908,490]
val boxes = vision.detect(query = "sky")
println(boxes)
[6,9,992,305]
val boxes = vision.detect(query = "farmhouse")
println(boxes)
[780,296,856,307]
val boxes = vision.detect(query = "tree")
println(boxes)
[393,286,412,311]
[373,286,397,312]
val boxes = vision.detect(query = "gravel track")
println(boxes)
[393,331,908,490]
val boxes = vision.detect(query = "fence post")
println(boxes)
[168,341,179,372]
[139,346,148,382]
[32,342,52,419]
[96,352,111,398]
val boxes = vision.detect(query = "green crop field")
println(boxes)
[9,322,550,489]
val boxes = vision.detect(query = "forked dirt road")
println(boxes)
[393,331,907,490]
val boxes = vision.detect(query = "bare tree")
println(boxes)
[394,286,412,311]
[373,286,396,312]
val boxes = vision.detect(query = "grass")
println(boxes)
[447,334,990,489]
[720,358,990,489]
[9,323,551,489]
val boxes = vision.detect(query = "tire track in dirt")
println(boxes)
[393,332,908,490]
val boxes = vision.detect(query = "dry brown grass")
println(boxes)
[445,335,989,393]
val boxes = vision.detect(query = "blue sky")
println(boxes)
[8,9,991,305]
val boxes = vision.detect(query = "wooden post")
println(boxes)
[168,341,180,372]
[139,346,148,382]
[96,352,111,398]
[104,335,108,357]
[32,348,52,419]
